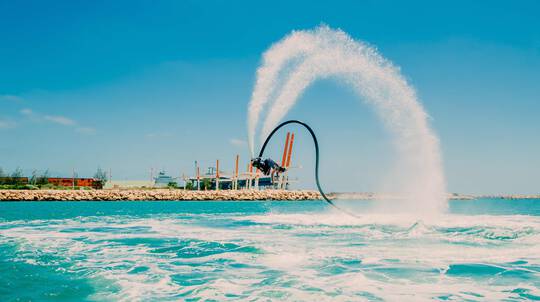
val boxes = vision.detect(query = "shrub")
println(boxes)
[0,184,32,190]
[202,179,211,190]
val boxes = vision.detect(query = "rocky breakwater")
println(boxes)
[0,189,322,201]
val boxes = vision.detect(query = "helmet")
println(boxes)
[251,157,263,170]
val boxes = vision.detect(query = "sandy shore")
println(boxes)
[0,189,322,201]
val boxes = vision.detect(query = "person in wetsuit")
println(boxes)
[251,157,286,180]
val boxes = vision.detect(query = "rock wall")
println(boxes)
[0,189,322,201]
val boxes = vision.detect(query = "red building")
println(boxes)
[0,177,29,185]
[47,178,103,189]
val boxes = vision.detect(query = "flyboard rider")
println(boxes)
[251,157,286,182]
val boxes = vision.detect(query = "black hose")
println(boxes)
[257,120,360,217]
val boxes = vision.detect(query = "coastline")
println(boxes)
[0,189,538,202]
[0,189,322,201]
[331,192,540,200]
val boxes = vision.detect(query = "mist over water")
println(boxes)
[247,26,446,212]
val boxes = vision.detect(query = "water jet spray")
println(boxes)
[248,25,447,213]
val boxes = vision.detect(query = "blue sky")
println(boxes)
[1,0,539,194]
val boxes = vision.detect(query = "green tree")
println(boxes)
[94,167,108,185]
[30,170,38,185]
[202,178,211,190]
[10,167,24,185]
[0,167,5,185]
[10,167,23,178]
[36,169,50,186]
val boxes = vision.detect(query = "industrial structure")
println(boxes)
[185,132,296,190]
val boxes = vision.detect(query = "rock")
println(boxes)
[0,189,322,202]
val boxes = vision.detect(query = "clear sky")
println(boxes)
[1,0,539,194]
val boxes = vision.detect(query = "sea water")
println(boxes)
[1,199,539,301]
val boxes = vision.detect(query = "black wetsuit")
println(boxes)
[252,158,286,176]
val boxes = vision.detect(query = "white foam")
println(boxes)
[1,212,539,301]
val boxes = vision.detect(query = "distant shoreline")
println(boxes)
[329,192,540,200]
[0,189,538,202]
[0,189,321,201]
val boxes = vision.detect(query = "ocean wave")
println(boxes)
[1,205,539,301]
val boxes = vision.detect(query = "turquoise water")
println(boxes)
[1,199,539,301]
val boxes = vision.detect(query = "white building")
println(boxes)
[153,171,177,188]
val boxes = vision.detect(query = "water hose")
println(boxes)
[257,120,360,217]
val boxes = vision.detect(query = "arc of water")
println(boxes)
[247,25,447,212]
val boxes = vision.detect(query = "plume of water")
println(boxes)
[247,25,446,212]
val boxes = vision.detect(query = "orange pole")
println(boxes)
[255,168,260,190]
[235,155,239,178]
[216,159,220,190]
[281,132,290,167]
[196,166,200,190]
[285,133,295,168]
[249,161,253,189]
[234,155,239,190]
